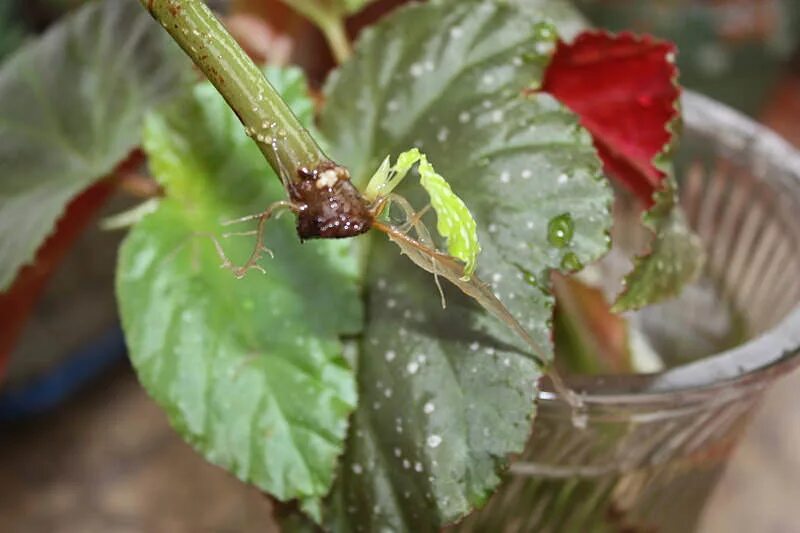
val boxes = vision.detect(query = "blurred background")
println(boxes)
[1,0,799,531]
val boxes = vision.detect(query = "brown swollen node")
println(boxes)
[289,162,374,240]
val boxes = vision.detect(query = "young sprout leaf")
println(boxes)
[363,148,421,202]
[394,148,422,180]
[365,148,480,279]
[363,156,392,202]
[417,155,480,279]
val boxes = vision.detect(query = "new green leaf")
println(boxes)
[0,0,191,290]
[363,148,421,202]
[116,68,362,506]
[365,148,480,278]
[417,155,480,278]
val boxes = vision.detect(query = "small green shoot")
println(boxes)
[365,148,480,279]
[363,148,421,202]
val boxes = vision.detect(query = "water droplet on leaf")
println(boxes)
[523,271,537,286]
[547,213,575,248]
[560,252,583,271]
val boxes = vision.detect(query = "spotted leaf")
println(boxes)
[320,0,611,529]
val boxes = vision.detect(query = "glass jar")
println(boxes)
[454,92,800,532]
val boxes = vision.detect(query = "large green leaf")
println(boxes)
[319,0,612,528]
[0,0,191,290]
[512,0,588,40]
[116,68,362,505]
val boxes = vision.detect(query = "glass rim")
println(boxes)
[539,91,800,406]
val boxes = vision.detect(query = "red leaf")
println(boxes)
[541,31,680,206]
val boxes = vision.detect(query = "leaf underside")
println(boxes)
[0,0,191,290]
[116,68,362,505]
[320,0,611,529]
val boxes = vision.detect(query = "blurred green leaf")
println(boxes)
[340,0,375,14]
[0,3,27,61]
[553,274,634,374]
[0,0,191,290]
[117,67,363,506]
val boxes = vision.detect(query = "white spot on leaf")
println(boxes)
[427,435,442,448]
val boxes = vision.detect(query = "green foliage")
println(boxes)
[116,68,362,505]
[613,176,704,312]
[417,154,480,278]
[0,0,191,290]
[365,148,481,278]
[364,148,422,202]
[1,0,698,529]
[510,0,588,40]
[283,0,376,18]
[319,0,612,527]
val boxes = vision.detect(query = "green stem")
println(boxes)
[140,0,329,183]
[281,0,352,63]
[320,16,352,64]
